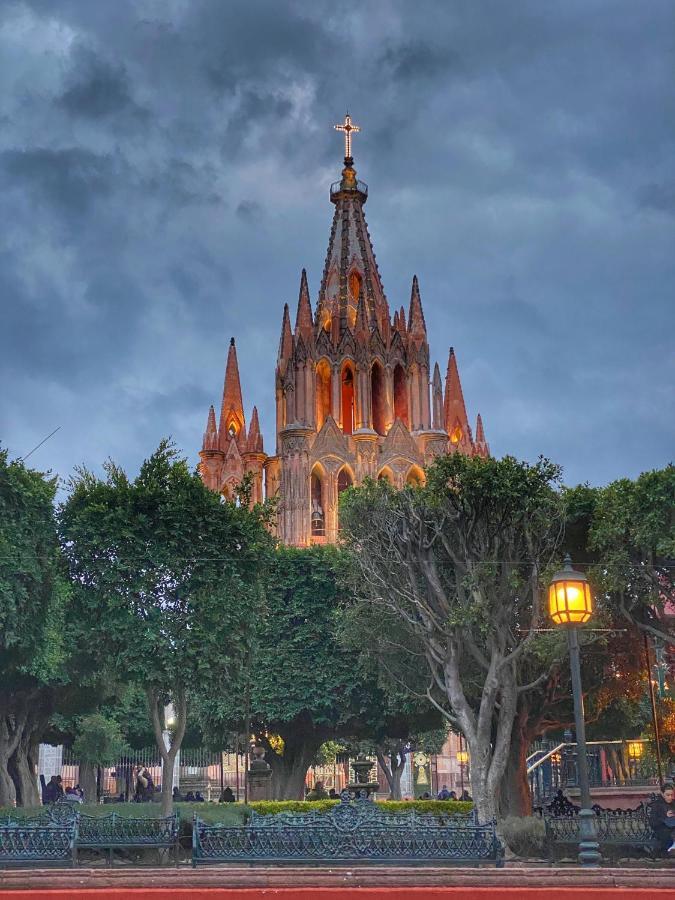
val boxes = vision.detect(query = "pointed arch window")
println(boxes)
[337,467,353,494]
[341,364,355,435]
[310,468,325,537]
[371,362,386,436]
[316,359,332,431]
[393,364,409,428]
[450,421,463,446]
[349,270,362,302]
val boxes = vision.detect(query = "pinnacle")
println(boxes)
[201,404,219,451]
[444,347,470,446]
[218,337,245,449]
[355,288,369,334]
[247,405,264,453]
[295,269,313,335]
[476,412,485,442]
[408,274,426,337]
[278,303,294,362]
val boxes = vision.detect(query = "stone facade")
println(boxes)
[199,152,488,545]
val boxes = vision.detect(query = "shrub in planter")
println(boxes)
[499,816,547,858]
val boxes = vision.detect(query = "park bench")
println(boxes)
[193,793,504,867]
[541,795,660,857]
[47,802,180,865]
[0,818,78,868]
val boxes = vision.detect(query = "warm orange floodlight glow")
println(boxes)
[456,750,469,765]
[627,740,644,759]
[548,555,593,626]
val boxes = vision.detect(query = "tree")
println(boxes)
[0,447,69,807]
[340,455,566,823]
[588,466,675,645]
[198,545,398,800]
[72,714,127,802]
[60,441,272,814]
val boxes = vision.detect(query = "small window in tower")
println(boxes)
[228,421,237,439]
[316,359,332,431]
[450,423,462,445]
[349,270,362,301]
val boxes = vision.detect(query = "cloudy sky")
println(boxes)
[1,0,673,490]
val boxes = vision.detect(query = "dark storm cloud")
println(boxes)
[1,0,673,488]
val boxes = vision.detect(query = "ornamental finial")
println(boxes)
[334,112,360,161]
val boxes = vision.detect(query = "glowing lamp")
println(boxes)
[456,750,469,765]
[548,555,593,626]
[627,741,643,759]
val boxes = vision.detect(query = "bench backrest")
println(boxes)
[194,796,500,862]
[0,821,77,863]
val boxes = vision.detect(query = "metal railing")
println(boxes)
[528,739,660,807]
[330,179,368,199]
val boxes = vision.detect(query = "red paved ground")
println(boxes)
[3,889,675,899]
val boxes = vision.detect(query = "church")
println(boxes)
[199,115,488,546]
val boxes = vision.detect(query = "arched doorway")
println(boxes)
[310,467,326,537]
[406,466,425,487]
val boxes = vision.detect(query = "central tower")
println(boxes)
[200,116,489,545]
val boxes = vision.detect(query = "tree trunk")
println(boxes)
[0,753,16,807]
[160,754,177,816]
[262,718,324,800]
[8,745,40,808]
[148,686,188,818]
[498,707,533,818]
[375,747,405,800]
[79,762,97,806]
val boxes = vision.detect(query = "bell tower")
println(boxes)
[199,116,489,543]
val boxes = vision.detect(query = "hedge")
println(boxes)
[248,800,473,817]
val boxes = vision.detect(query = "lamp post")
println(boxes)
[457,737,469,797]
[548,555,600,867]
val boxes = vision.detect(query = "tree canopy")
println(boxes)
[60,440,272,812]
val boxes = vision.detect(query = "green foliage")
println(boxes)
[250,800,339,815]
[0,447,68,683]
[248,799,473,817]
[72,714,128,767]
[60,440,272,693]
[499,816,547,858]
[197,544,365,746]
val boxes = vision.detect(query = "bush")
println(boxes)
[499,816,547,858]
[250,800,338,815]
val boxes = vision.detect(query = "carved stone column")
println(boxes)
[279,425,312,545]
[352,429,379,484]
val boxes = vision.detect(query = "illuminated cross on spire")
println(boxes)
[334,112,360,160]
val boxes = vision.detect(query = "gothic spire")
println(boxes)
[278,303,294,366]
[444,347,472,452]
[432,362,444,430]
[218,338,245,448]
[318,115,387,339]
[295,268,313,338]
[407,275,427,339]
[202,404,218,451]
[247,405,264,454]
[474,413,489,458]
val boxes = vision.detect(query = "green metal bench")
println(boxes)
[0,818,77,868]
[193,793,504,867]
[48,803,180,865]
[543,797,660,858]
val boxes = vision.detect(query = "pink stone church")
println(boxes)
[199,116,488,548]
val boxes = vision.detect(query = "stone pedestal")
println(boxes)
[247,746,273,801]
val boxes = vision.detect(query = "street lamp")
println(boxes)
[548,554,600,867]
